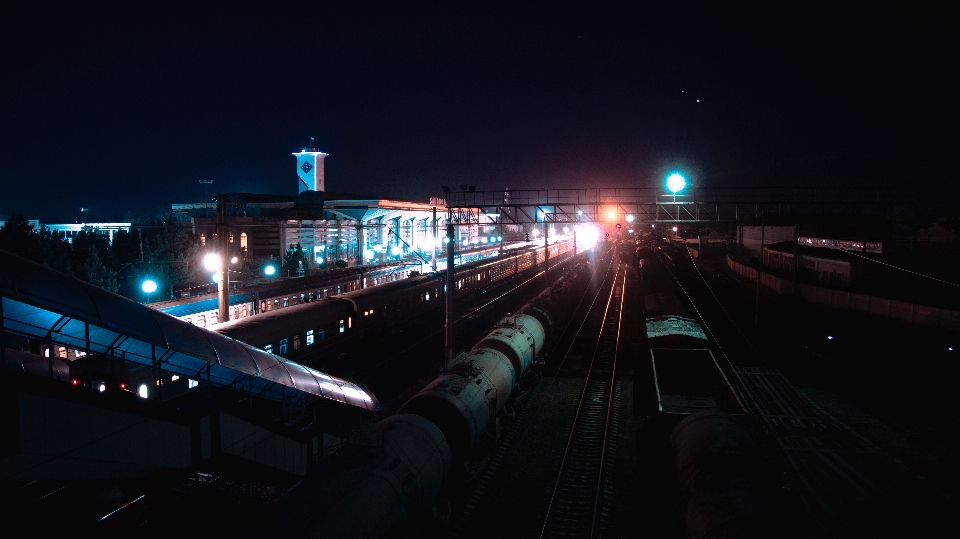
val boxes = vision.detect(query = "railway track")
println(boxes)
[652,243,949,537]
[539,261,626,539]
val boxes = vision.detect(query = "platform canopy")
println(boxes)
[0,250,380,410]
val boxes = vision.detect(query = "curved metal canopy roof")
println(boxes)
[0,251,379,410]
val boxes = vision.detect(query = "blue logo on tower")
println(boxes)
[301,160,313,174]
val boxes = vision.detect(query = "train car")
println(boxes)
[215,241,576,361]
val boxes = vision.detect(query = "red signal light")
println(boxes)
[604,232,610,238]
[71,379,80,386]
[616,223,622,229]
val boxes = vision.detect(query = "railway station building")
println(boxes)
[173,146,453,270]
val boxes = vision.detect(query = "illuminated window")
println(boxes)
[229,233,234,244]
[306,330,314,346]
[264,344,273,353]
[348,317,352,329]
[339,320,345,333]
[240,232,247,249]
[188,379,199,389]
[138,384,149,399]
[199,233,205,245]
[318,330,325,340]
[279,338,288,354]
[171,375,180,381]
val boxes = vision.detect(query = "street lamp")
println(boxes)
[667,173,686,202]
[141,279,157,303]
[264,264,277,276]
[202,253,221,272]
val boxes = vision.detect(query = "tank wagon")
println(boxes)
[215,240,575,362]
[273,259,592,538]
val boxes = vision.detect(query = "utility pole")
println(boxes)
[431,207,438,272]
[544,217,549,276]
[216,193,230,324]
[445,221,456,365]
[754,223,764,338]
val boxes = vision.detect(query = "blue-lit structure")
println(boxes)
[0,250,379,410]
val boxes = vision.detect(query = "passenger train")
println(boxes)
[163,241,567,328]
[215,239,576,360]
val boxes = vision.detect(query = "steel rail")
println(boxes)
[539,261,625,539]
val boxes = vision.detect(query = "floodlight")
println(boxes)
[667,173,686,193]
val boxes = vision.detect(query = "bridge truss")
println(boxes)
[443,187,952,226]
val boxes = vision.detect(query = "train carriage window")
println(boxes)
[264,344,273,353]
[279,338,288,355]
[294,335,300,350]
[284,297,289,307]
[339,320,345,333]
[425,292,430,301]
[307,330,314,346]
[348,317,352,329]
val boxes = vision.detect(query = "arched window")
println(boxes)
[240,232,248,249]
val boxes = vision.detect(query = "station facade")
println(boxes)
[172,148,503,271]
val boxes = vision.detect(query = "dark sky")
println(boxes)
[2,2,956,222]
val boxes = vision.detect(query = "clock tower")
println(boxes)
[293,147,329,193]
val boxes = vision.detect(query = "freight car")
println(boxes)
[270,258,594,538]
[215,240,575,361]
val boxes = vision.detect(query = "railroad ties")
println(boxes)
[539,262,626,539]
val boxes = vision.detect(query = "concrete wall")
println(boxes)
[727,256,960,332]
[738,225,795,259]
[1,385,316,480]
[2,391,193,480]
[219,412,308,476]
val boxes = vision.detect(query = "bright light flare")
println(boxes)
[626,214,635,223]
[264,264,276,276]
[202,253,221,272]
[141,279,157,293]
[230,256,238,264]
[667,173,686,193]
[606,210,616,220]
[578,225,600,250]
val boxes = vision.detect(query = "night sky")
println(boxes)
[2,3,956,222]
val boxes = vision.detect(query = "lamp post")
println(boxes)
[667,173,686,203]
[141,279,157,304]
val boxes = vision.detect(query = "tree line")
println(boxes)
[0,214,219,300]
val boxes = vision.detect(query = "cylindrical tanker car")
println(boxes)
[269,258,593,538]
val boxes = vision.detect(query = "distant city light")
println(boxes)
[577,210,583,216]
[827,335,834,340]
[667,173,686,193]
[141,279,157,294]
[230,256,238,264]
[391,246,402,256]
[672,226,678,232]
